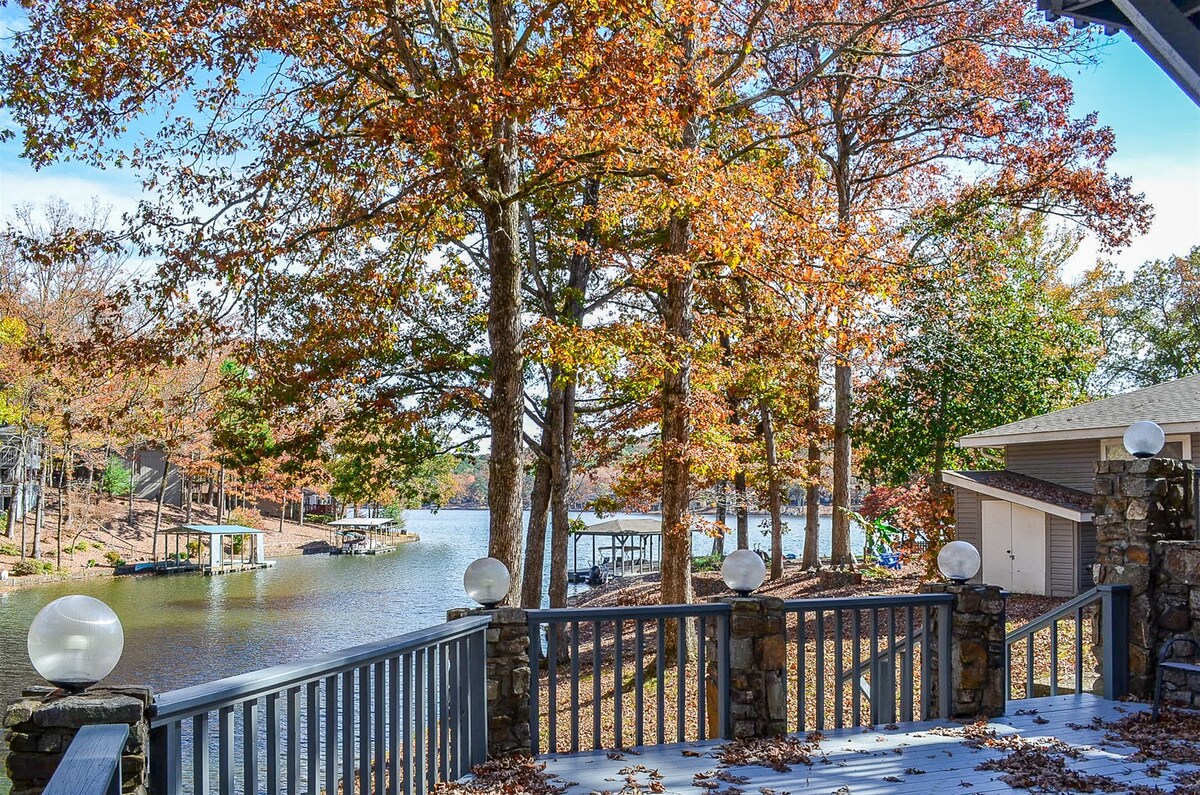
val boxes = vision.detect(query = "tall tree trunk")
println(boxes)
[33,455,46,559]
[482,173,526,602]
[712,480,727,557]
[803,368,822,570]
[56,442,69,571]
[547,377,571,610]
[153,453,170,561]
[217,465,226,525]
[128,448,137,525]
[279,496,287,533]
[831,359,854,566]
[184,474,194,524]
[520,451,552,609]
[735,470,749,550]
[760,403,783,580]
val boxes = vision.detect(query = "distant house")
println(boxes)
[0,426,42,519]
[945,375,1200,597]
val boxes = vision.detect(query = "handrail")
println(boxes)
[527,602,731,622]
[1006,586,1102,645]
[783,593,954,611]
[150,614,491,724]
[44,724,128,795]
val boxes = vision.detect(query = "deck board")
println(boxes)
[537,695,1199,794]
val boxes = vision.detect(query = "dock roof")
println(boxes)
[166,524,264,535]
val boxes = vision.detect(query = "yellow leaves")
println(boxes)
[0,316,28,347]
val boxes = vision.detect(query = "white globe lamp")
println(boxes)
[937,540,981,585]
[27,595,124,693]
[463,557,511,608]
[722,549,767,596]
[1123,421,1165,459]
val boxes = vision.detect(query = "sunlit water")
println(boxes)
[0,509,845,788]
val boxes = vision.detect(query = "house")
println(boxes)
[944,374,1200,596]
[0,426,42,520]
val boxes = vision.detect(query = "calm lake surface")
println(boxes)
[0,509,845,787]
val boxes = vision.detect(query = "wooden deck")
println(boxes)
[538,695,1199,794]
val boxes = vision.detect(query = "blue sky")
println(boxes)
[0,31,1197,279]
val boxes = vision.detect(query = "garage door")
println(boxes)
[980,501,1047,595]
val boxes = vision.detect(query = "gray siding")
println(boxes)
[1047,515,1077,597]
[1005,439,1099,491]
[127,448,182,506]
[1078,521,1097,590]
[953,486,984,583]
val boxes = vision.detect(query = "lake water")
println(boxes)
[0,509,845,788]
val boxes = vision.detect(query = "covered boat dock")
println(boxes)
[328,517,410,555]
[155,524,273,575]
[570,517,663,583]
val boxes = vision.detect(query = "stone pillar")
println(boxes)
[1093,457,1196,697]
[1155,540,1200,708]
[4,686,151,795]
[921,583,1006,718]
[706,596,786,739]
[447,606,530,758]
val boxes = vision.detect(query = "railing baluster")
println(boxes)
[325,675,339,795]
[388,657,400,795]
[717,611,730,740]
[218,705,234,795]
[570,621,580,753]
[851,608,862,727]
[528,622,541,757]
[374,661,385,795]
[937,603,952,718]
[675,618,686,743]
[403,652,414,795]
[868,608,879,724]
[920,605,931,720]
[614,618,624,747]
[286,687,300,795]
[1050,622,1060,697]
[796,610,806,732]
[192,714,209,795]
[656,617,665,745]
[343,670,356,795]
[266,691,281,795]
[547,623,558,753]
[244,699,259,795]
[1026,634,1035,699]
[834,608,844,730]
[414,651,425,795]
[887,607,897,724]
[306,681,320,795]
[1075,607,1084,695]
[696,616,705,741]
[438,646,450,783]
[425,645,437,794]
[902,607,914,723]
[359,665,371,795]
[593,620,602,749]
[634,620,645,747]
[815,608,826,730]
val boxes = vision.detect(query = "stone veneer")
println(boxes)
[705,596,787,739]
[1092,457,1196,699]
[3,686,151,795]
[920,583,1007,718]
[446,606,531,757]
[1154,540,1200,707]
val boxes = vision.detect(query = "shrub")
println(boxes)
[227,506,265,531]
[692,554,723,572]
[0,541,21,556]
[860,476,954,576]
[103,456,133,497]
[11,559,55,576]
[103,550,124,566]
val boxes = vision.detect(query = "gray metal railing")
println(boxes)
[1005,584,1130,701]
[148,614,491,795]
[783,593,954,730]
[44,723,129,795]
[527,603,730,753]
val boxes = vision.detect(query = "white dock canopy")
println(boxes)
[572,518,663,577]
[164,524,266,571]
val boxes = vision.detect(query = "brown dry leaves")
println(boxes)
[715,734,822,772]
[434,756,570,795]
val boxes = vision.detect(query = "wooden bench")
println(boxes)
[1153,637,1200,720]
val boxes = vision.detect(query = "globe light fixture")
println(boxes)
[937,540,981,585]
[463,557,511,608]
[27,595,124,693]
[721,549,767,596]
[1123,421,1166,459]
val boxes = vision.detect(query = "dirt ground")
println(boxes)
[0,495,339,590]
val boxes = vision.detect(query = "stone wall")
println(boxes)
[1154,540,1200,707]
[921,583,1006,718]
[1093,456,1197,698]
[705,596,787,739]
[447,606,530,757]
[3,686,151,795]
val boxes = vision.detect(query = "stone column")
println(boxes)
[706,596,786,739]
[1093,457,1196,697]
[921,583,1006,718]
[4,686,151,795]
[447,606,530,758]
